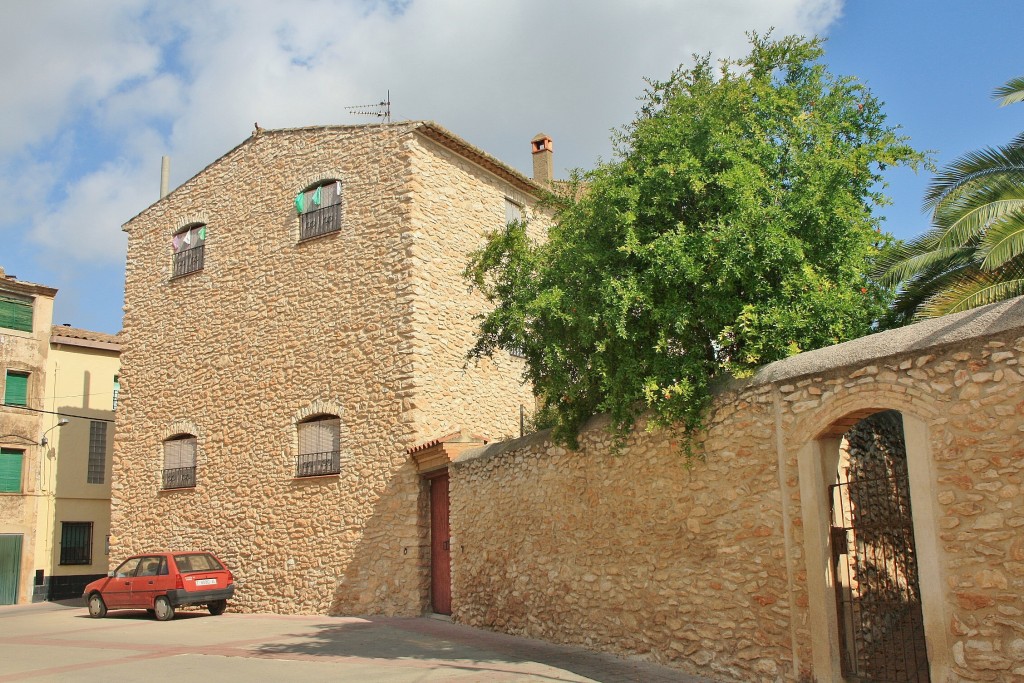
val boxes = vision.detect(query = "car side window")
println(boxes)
[157,556,169,575]
[114,558,141,578]
[136,557,162,577]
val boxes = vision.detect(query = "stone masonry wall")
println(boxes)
[450,299,1024,682]
[115,123,545,616]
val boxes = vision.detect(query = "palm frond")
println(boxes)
[994,76,1024,106]
[934,197,1024,248]
[883,261,980,326]
[919,273,1024,318]
[924,144,1024,209]
[878,245,974,286]
[978,210,1024,270]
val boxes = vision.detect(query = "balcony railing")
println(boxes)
[296,450,341,477]
[172,244,205,278]
[163,466,196,489]
[300,204,341,241]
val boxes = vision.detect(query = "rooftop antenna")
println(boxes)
[346,90,391,123]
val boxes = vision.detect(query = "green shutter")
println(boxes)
[3,372,28,406]
[0,450,23,493]
[0,297,32,332]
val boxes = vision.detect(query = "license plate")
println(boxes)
[195,578,217,586]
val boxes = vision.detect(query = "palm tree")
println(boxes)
[879,76,1024,323]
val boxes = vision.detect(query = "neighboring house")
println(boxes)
[0,267,120,604]
[114,122,551,615]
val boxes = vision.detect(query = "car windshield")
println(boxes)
[173,553,223,573]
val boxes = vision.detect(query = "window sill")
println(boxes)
[291,473,340,482]
[296,229,340,245]
[159,486,196,493]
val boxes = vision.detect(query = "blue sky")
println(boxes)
[0,0,1020,335]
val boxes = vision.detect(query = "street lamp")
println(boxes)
[40,418,70,446]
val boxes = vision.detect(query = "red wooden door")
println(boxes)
[429,472,451,615]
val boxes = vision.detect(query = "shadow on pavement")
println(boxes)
[254,616,715,683]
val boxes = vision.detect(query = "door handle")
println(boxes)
[442,540,450,551]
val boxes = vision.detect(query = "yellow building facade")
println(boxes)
[0,266,119,604]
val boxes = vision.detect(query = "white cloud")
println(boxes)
[0,0,844,330]
[0,0,160,155]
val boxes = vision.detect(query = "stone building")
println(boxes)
[0,267,120,604]
[114,122,550,615]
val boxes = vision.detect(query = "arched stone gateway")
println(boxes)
[798,405,950,683]
[831,411,929,681]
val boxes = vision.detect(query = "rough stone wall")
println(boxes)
[450,302,1024,682]
[114,123,545,616]
[403,132,542,443]
[451,389,791,683]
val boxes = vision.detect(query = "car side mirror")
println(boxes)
[107,571,114,577]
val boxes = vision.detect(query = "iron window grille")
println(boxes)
[296,181,342,241]
[163,435,197,489]
[163,466,197,489]
[171,244,205,278]
[59,522,92,565]
[295,450,341,477]
[296,415,341,477]
[300,203,342,240]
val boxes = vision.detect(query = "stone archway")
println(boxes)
[796,407,950,682]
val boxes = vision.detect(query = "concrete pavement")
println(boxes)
[0,600,720,682]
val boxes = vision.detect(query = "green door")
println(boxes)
[0,534,23,605]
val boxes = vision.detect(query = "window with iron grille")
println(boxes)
[296,415,341,477]
[296,181,342,241]
[59,522,92,565]
[0,448,24,493]
[0,295,32,332]
[163,434,197,489]
[87,421,107,484]
[3,370,29,406]
[171,223,206,278]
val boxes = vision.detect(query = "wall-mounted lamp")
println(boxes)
[40,418,70,446]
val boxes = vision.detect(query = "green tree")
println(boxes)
[466,34,923,450]
[879,76,1024,323]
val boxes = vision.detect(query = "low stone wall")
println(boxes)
[449,297,1024,682]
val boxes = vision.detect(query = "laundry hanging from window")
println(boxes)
[295,181,342,215]
[172,224,207,253]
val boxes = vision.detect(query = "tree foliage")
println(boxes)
[466,34,923,450]
[878,75,1024,323]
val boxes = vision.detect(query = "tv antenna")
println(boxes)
[346,90,391,123]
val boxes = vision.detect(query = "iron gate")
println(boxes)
[830,448,930,683]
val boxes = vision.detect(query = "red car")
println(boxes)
[84,551,235,621]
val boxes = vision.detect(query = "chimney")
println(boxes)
[160,156,170,199]
[531,133,553,187]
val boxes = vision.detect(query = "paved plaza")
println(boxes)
[0,601,717,682]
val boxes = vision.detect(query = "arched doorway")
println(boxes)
[829,411,929,682]
[797,409,950,682]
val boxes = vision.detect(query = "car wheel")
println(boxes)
[207,599,227,616]
[87,593,107,618]
[153,596,175,621]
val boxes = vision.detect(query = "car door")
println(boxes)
[129,556,168,608]
[104,557,141,608]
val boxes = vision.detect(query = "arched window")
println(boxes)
[295,180,342,240]
[162,434,197,489]
[295,414,341,477]
[171,223,206,278]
